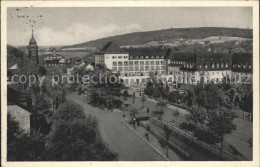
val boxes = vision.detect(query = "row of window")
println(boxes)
[233,64,252,69]
[113,66,165,72]
[171,61,185,64]
[129,55,165,59]
[112,56,128,59]
[112,60,165,66]
[197,62,229,69]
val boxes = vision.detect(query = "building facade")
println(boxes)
[95,41,171,86]
[168,51,252,85]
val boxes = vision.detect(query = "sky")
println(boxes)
[7,7,252,46]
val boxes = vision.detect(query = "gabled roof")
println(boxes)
[9,64,18,70]
[232,53,252,63]
[100,41,124,53]
[168,52,194,60]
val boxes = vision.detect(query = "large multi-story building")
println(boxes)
[168,51,252,85]
[95,41,252,87]
[95,41,171,86]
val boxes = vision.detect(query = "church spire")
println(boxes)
[31,25,34,38]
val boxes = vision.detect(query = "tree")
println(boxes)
[52,100,86,122]
[39,66,47,76]
[155,99,167,120]
[141,94,146,109]
[206,107,237,157]
[163,125,172,158]
[173,109,180,126]
[7,114,47,161]
[132,92,136,104]
[46,101,118,160]
[129,106,138,118]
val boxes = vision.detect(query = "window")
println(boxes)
[238,64,241,68]
[243,65,246,68]
[146,56,149,58]
[156,56,159,58]
[233,64,236,68]
[204,64,208,69]
[140,61,144,65]
[249,65,252,69]
[151,61,154,65]
[124,67,128,71]
[216,63,220,68]
[161,61,164,65]
[156,66,160,70]
[156,61,160,65]
[112,56,116,59]
[118,56,122,59]
[129,67,134,71]
[140,66,144,71]
[135,61,139,65]
[211,63,215,68]
[146,61,149,65]
[151,66,155,70]
[199,64,202,68]
[129,61,133,65]
[113,62,117,66]
[124,61,128,65]
[225,63,228,68]
[118,67,123,71]
[118,61,123,66]
[124,56,128,59]
[151,56,154,58]
[221,62,224,68]
[113,67,117,71]
[135,66,139,71]
[140,56,144,59]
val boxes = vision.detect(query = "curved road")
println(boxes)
[68,94,166,161]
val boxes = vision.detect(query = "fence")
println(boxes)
[149,117,247,161]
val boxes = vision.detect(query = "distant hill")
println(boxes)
[63,27,252,49]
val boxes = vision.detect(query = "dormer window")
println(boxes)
[221,62,224,68]
[204,64,208,69]
[225,63,228,68]
[216,63,220,68]
[249,65,252,69]
[146,56,149,58]
[211,63,215,68]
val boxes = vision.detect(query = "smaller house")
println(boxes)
[86,64,94,71]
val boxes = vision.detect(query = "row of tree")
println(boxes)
[8,101,118,160]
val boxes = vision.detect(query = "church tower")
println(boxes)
[28,28,39,65]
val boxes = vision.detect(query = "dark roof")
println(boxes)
[168,52,194,61]
[195,52,232,63]
[232,53,252,63]
[7,87,32,112]
[99,41,124,53]
[128,48,171,59]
